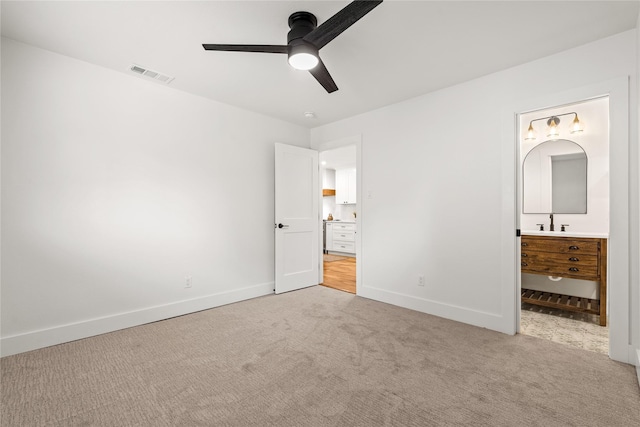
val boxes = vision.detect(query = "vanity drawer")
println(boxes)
[521,250,598,279]
[521,236,599,255]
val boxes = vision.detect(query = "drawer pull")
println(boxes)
[569,257,579,262]
[521,262,528,267]
[569,267,579,272]
[521,242,528,247]
[569,245,580,250]
[521,253,528,257]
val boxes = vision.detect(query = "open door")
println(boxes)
[275,143,319,294]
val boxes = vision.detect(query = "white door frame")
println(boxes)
[504,77,631,363]
[316,135,363,295]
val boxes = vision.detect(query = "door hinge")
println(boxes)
[516,229,521,237]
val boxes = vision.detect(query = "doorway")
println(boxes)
[318,141,360,294]
[517,97,610,354]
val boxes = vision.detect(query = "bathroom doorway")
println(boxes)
[319,144,358,294]
[518,96,610,355]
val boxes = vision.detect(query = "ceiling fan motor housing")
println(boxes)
[287,12,317,43]
[287,12,320,62]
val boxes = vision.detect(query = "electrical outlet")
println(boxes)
[185,276,192,288]
[418,275,425,286]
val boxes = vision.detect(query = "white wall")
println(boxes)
[310,30,638,362]
[323,195,357,222]
[0,38,309,356]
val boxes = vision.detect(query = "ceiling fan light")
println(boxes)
[288,43,319,70]
[288,52,319,70]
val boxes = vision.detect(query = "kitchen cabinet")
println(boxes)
[325,222,333,252]
[326,221,356,255]
[335,168,356,204]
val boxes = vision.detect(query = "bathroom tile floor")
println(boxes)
[520,303,608,355]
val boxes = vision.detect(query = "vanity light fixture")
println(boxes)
[524,112,584,141]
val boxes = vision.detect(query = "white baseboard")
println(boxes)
[358,285,508,334]
[1,282,274,357]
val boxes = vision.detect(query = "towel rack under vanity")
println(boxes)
[520,235,607,326]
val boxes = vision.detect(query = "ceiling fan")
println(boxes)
[202,0,383,93]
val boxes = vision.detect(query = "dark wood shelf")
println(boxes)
[521,288,600,316]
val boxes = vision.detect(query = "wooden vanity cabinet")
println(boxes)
[521,235,607,326]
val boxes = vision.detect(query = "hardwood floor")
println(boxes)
[321,256,356,294]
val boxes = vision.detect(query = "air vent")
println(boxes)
[129,64,174,84]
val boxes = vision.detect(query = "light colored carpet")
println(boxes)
[2,286,639,426]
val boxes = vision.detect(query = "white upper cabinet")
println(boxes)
[336,168,356,204]
[322,168,336,190]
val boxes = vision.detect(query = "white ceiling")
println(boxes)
[2,1,638,128]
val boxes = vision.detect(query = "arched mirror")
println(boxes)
[523,139,587,214]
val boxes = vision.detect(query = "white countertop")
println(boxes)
[325,220,355,223]
[522,230,609,238]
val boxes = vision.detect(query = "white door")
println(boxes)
[275,143,319,294]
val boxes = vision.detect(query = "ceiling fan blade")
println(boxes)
[303,0,383,50]
[202,44,288,54]
[309,59,338,93]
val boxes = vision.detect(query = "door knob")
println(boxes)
[277,223,289,229]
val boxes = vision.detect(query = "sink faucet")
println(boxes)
[549,213,555,232]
